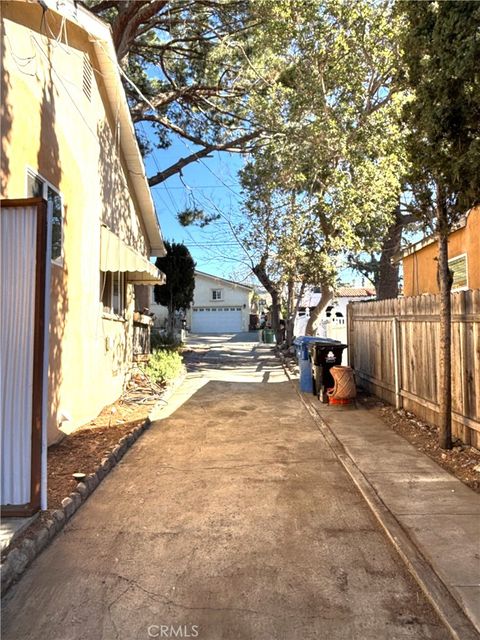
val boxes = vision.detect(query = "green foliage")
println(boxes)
[177,207,220,228]
[400,0,480,220]
[145,349,184,384]
[154,241,196,311]
[399,1,480,449]
[85,1,272,183]
[238,0,409,316]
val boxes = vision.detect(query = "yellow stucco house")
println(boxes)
[1,1,166,512]
[399,206,480,297]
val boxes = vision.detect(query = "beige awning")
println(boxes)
[100,225,165,284]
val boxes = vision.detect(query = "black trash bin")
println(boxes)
[309,340,347,402]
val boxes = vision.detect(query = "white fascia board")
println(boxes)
[195,270,253,290]
[42,0,166,257]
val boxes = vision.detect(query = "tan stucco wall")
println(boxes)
[403,207,480,296]
[2,4,151,443]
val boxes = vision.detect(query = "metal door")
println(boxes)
[1,197,48,516]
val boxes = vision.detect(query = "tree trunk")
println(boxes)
[305,283,334,336]
[285,278,295,347]
[252,262,282,341]
[376,208,403,300]
[286,281,305,346]
[349,209,417,300]
[167,290,175,337]
[270,290,281,340]
[436,192,452,450]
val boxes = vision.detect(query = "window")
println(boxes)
[101,271,126,316]
[449,254,468,290]
[212,289,223,301]
[26,169,63,263]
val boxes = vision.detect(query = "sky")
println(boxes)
[136,54,371,290]
[142,133,255,283]
[142,133,372,289]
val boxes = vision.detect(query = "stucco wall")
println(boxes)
[148,287,170,329]
[2,4,151,443]
[403,207,480,296]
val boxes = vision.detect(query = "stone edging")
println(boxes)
[0,419,149,596]
[1,370,187,596]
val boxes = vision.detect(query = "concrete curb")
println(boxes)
[1,370,188,597]
[307,401,479,640]
[280,358,479,640]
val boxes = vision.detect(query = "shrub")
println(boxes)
[150,330,183,352]
[145,348,184,384]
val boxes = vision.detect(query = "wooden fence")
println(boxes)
[347,290,480,447]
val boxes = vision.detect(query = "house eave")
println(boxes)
[392,209,472,264]
[40,0,166,257]
[195,270,253,291]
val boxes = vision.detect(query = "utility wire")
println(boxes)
[151,184,240,190]
[94,38,249,202]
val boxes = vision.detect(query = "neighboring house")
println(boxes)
[397,206,480,297]
[251,286,272,315]
[189,272,253,333]
[294,286,376,343]
[149,271,252,333]
[1,0,165,513]
[297,286,376,322]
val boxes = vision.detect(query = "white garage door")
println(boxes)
[191,307,243,333]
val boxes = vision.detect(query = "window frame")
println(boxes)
[211,288,223,301]
[101,271,127,319]
[448,253,468,291]
[25,167,64,266]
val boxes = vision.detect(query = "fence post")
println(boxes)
[392,317,402,409]
[347,303,354,369]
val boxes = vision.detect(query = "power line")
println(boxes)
[151,184,240,190]
[95,39,249,200]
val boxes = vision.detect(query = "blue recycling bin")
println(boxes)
[293,336,342,394]
[293,336,323,393]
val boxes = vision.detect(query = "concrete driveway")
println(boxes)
[1,336,449,639]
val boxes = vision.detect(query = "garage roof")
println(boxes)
[195,271,253,290]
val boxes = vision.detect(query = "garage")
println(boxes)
[191,306,243,333]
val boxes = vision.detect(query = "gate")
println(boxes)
[1,197,48,515]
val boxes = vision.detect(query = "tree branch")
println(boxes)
[112,1,169,64]
[81,0,118,14]
[148,131,261,186]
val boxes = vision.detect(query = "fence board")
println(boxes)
[348,290,480,448]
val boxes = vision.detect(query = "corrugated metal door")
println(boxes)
[1,198,48,515]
